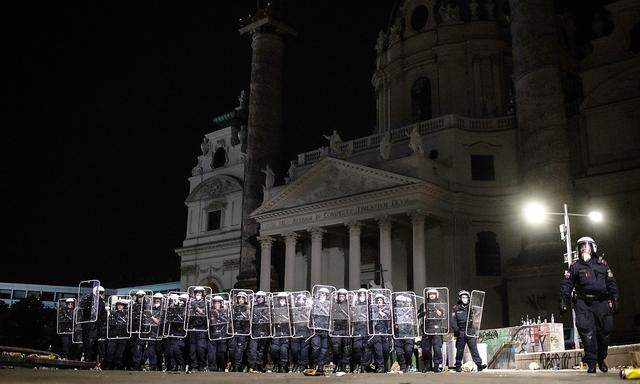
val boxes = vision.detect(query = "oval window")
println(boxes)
[411,5,429,31]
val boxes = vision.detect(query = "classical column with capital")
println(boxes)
[258,236,274,291]
[347,221,362,289]
[308,227,325,287]
[283,232,299,291]
[410,211,426,293]
[377,216,392,287]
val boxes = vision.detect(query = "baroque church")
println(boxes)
[175,0,640,339]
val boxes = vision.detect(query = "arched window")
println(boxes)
[212,147,227,168]
[475,231,501,276]
[411,77,432,122]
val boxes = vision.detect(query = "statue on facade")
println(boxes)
[323,130,343,155]
[379,131,391,160]
[485,0,496,21]
[470,0,480,21]
[375,30,388,54]
[285,160,297,184]
[236,89,248,111]
[262,165,275,200]
[408,126,424,155]
[200,136,211,156]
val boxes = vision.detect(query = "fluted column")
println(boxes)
[410,211,426,293]
[258,235,274,291]
[283,232,299,291]
[377,215,392,287]
[308,227,325,287]
[347,221,362,289]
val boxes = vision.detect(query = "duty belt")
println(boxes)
[576,293,608,301]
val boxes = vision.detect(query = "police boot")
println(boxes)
[598,360,608,373]
[403,365,411,373]
[477,363,487,372]
[422,360,432,373]
[332,364,339,373]
[587,362,596,373]
[455,365,462,372]
[344,364,351,373]
[375,365,384,373]
[282,364,289,373]
[292,364,299,372]
[433,364,443,373]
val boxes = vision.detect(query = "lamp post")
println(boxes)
[523,202,603,350]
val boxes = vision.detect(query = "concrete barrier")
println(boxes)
[514,344,640,370]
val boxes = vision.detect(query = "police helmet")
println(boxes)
[153,293,164,299]
[136,290,145,296]
[212,295,224,302]
[576,236,597,254]
[65,298,75,303]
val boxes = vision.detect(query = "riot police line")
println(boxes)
[56,282,488,374]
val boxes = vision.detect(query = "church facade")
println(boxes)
[176,0,640,337]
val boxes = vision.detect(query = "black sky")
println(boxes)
[3,1,392,287]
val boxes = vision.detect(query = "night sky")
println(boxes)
[4,1,391,287]
[3,1,604,288]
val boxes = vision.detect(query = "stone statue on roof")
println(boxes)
[200,136,210,156]
[323,130,343,155]
[408,126,424,155]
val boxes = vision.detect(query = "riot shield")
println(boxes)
[77,280,100,324]
[162,292,188,338]
[107,295,131,340]
[368,288,392,336]
[290,291,313,339]
[465,290,485,338]
[128,290,152,334]
[98,304,109,341]
[186,287,210,332]
[140,296,165,341]
[72,308,83,344]
[56,299,74,335]
[329,290,350,337]
[349,290,369,337]
[206,293,232,341]
[271,292,292,338]
[309,285,335,331]
[230,289,253,336]
[392,291,418,339]
[423,287,449,335]
[250,292,272,339]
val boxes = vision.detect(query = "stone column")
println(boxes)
[308,228,325,287]
[283,232,299,291]
[258,236,274,291]
[410,211,426,293]
[377,215,392,287]
[346,221,362,290]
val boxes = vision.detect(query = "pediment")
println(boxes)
[253,157,422,215]
[185,174,242,203]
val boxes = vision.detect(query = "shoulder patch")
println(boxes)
[607,269,614,278]
[564,270,571,279]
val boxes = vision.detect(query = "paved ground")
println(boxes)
[0,369,622,384]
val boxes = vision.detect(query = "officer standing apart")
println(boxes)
[560,236,619,373]
[451,290,486,372]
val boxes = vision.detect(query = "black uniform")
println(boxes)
[370,303,391,372]
[310,298,331,370]
[129,299,145,370]
[105,308,129,370]
[207,302,229,372]
[81,294,107,363]
[418,302,445,371]
[231,301,250,372]
[290,299,312,372]
[248,300,270,371]
[58,305,77,359]
[451,302,483,369]
[143,303,164,371]
[350,300,371,372]
[187,298,208,371]
[560,258,618,364]
[329,299,351,372]
[270,301,291,372]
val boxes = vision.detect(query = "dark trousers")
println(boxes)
[60,334,76,360]
[248,338,270,369]
[270,338,290,368]
[290,337,310,368]
[105,339,127,370]
[231,335,248,371]
[330,337,351,365]
[371,335,390,369]
[311,331,329,367]
[166,338,185,370]
[421,334,443,368]
[455,332,482,367]
[394,338,414,369]
[144,340,163,370]
[81,323,98,363]
[352,336,371,368]
[574,299,613,363]
[129,334,145,370]
[207,339,228,371]
[188,331,207,370]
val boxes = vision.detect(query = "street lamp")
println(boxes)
[522,201,604,350]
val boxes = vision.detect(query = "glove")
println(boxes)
[559,299,568,314]
[610,299,619,314]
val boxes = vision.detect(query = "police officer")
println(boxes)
[330,288,351,373]
[248,291,270,373]
[59,298,77,359]
[207,295,229,372]
[393,294,415,373]
[231,292,250,372]
[370,293,391,373]
[165,293,188,371]
[419,288,444,372]
[82,285,106,364]
[560,236,619,373]
[129,290,146,370]
[451,290,486,372]
[144,293,165,371]
[104,299,129,370]
[311,287,331,373]
[270,292,290,373]
[290,293,311,372]
[351,288,371,373]
[187,287,208,371]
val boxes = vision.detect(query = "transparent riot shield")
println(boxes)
[230,289,253,336]
[309,285,335,331]
[141,296,165,341]
[423,287,449,335]
[128,290,152,334]
[107,295,131,340]
[392,291,418,339]
[206,293,232,341]
[98,304,109,342]
[251,292,272,339]
[368,288,392,336]
[349,290,369,337]
[162,292,188,338]
[77,280,100,324]
[290,291,313,339]
[329,290,351,337]
[56,299,74,335]
[271,292,292,338]
[465,290,485,338]
[186,287,210,332]
[72,308,83,344]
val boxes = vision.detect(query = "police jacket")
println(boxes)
[450,303,469,334]
[110,309,129,338]
[188,299,207,330]
[560,258,618,303]
[233,303,250,333]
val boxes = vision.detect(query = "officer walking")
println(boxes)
[451,290,486,372]
[419,288,445,372]
[560,236,619,373]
